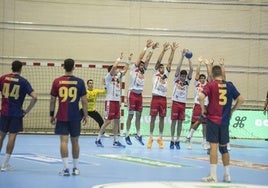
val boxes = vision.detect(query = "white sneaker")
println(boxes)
[223,174,231,183]
[101,133,110,138]
[72,168,80,176]
[227,143,231,151]
[201,175,217,183]
[202,142,208,150]
[1,164,14,172]
[187,142,192,150]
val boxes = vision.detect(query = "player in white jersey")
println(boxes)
[147,42,179,149]
[125,40,159,146]
[170,49,193,150]
[185,57,210,150]
[95,52,129,148]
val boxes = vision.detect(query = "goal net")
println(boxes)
[0,62,126,135]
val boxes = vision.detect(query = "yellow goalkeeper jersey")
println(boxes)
[87,89,106,111]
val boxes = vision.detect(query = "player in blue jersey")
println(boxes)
[199,65,244,183]
[0,60,37,171]
[50,58,88,176]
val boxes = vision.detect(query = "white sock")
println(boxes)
[62,157,69,169]
[210,164,217,178]
[2,154,11,166]
[73,158,78,169]
[189,128,195,137]
[224,165,230,175]
[125,130,129,137]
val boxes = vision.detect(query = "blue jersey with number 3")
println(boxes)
[202,80,240,125]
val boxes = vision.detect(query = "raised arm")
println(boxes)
[219,58,226,80]
[175,48,187,77]
[144,42,159,69]
[207,58,214,82]
[166,42,179,72]
[135,39,153,67]
[187,56,194,80]
[121,53,133,75]
[110,52,123,75]
[155,42,170,70]
[195,56,203,80]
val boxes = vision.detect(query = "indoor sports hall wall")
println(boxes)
[0,0,268,136]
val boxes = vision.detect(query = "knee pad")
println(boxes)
[219,145,228,154]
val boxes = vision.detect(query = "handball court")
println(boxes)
[0,134,267,188]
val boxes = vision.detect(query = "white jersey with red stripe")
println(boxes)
[171,76,191,103]
[193,79,209,105]
[104,72,122,101]
[128,64,145,93]
[151,69,169,97]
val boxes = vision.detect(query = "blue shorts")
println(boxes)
[0,115,23,133]
[55,120,81,137]
[206,120,229,145]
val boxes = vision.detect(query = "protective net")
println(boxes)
[0,62,124,134]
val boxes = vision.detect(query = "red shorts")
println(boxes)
[128,91,143,112]
[171,101,186,120]
[191,104,207,124]
[150,96,167,117]
[104,101,120,120]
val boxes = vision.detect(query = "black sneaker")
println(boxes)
[59,168,70,176]
[170,141,175,149]
[175,141,180,150]
[125,136,132,145]
[135,135,145,145]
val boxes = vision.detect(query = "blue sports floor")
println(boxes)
[0,134,268,188]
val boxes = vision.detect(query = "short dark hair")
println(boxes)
[87,79,93,84]
[180,70,187,75]
[139,61,145,66]
[12,60,23,72]
[199,74,206,79]
[212,65,222,77]
[64,58,75,72]
[107,65,113,72]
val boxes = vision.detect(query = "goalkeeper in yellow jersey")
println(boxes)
[86,79,109,137]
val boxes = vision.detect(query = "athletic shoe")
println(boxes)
[175,141,180,150]
[201,175,217,183]
[202,142,208,150]
[157,138,164,149]
[187,142,192,150]
[1,164,14,172]
[147,138,153,149]
[170,141,175,149]
[72,168,80,176]
[223,174,231,183]
[95,139,104,147]
[227,143,231,151]
[135,135,145,145]
[59,168,70,176]
[113,141,126,148]
[101,133,110,138]
[125,136,132,145]
[184,136,191,143]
